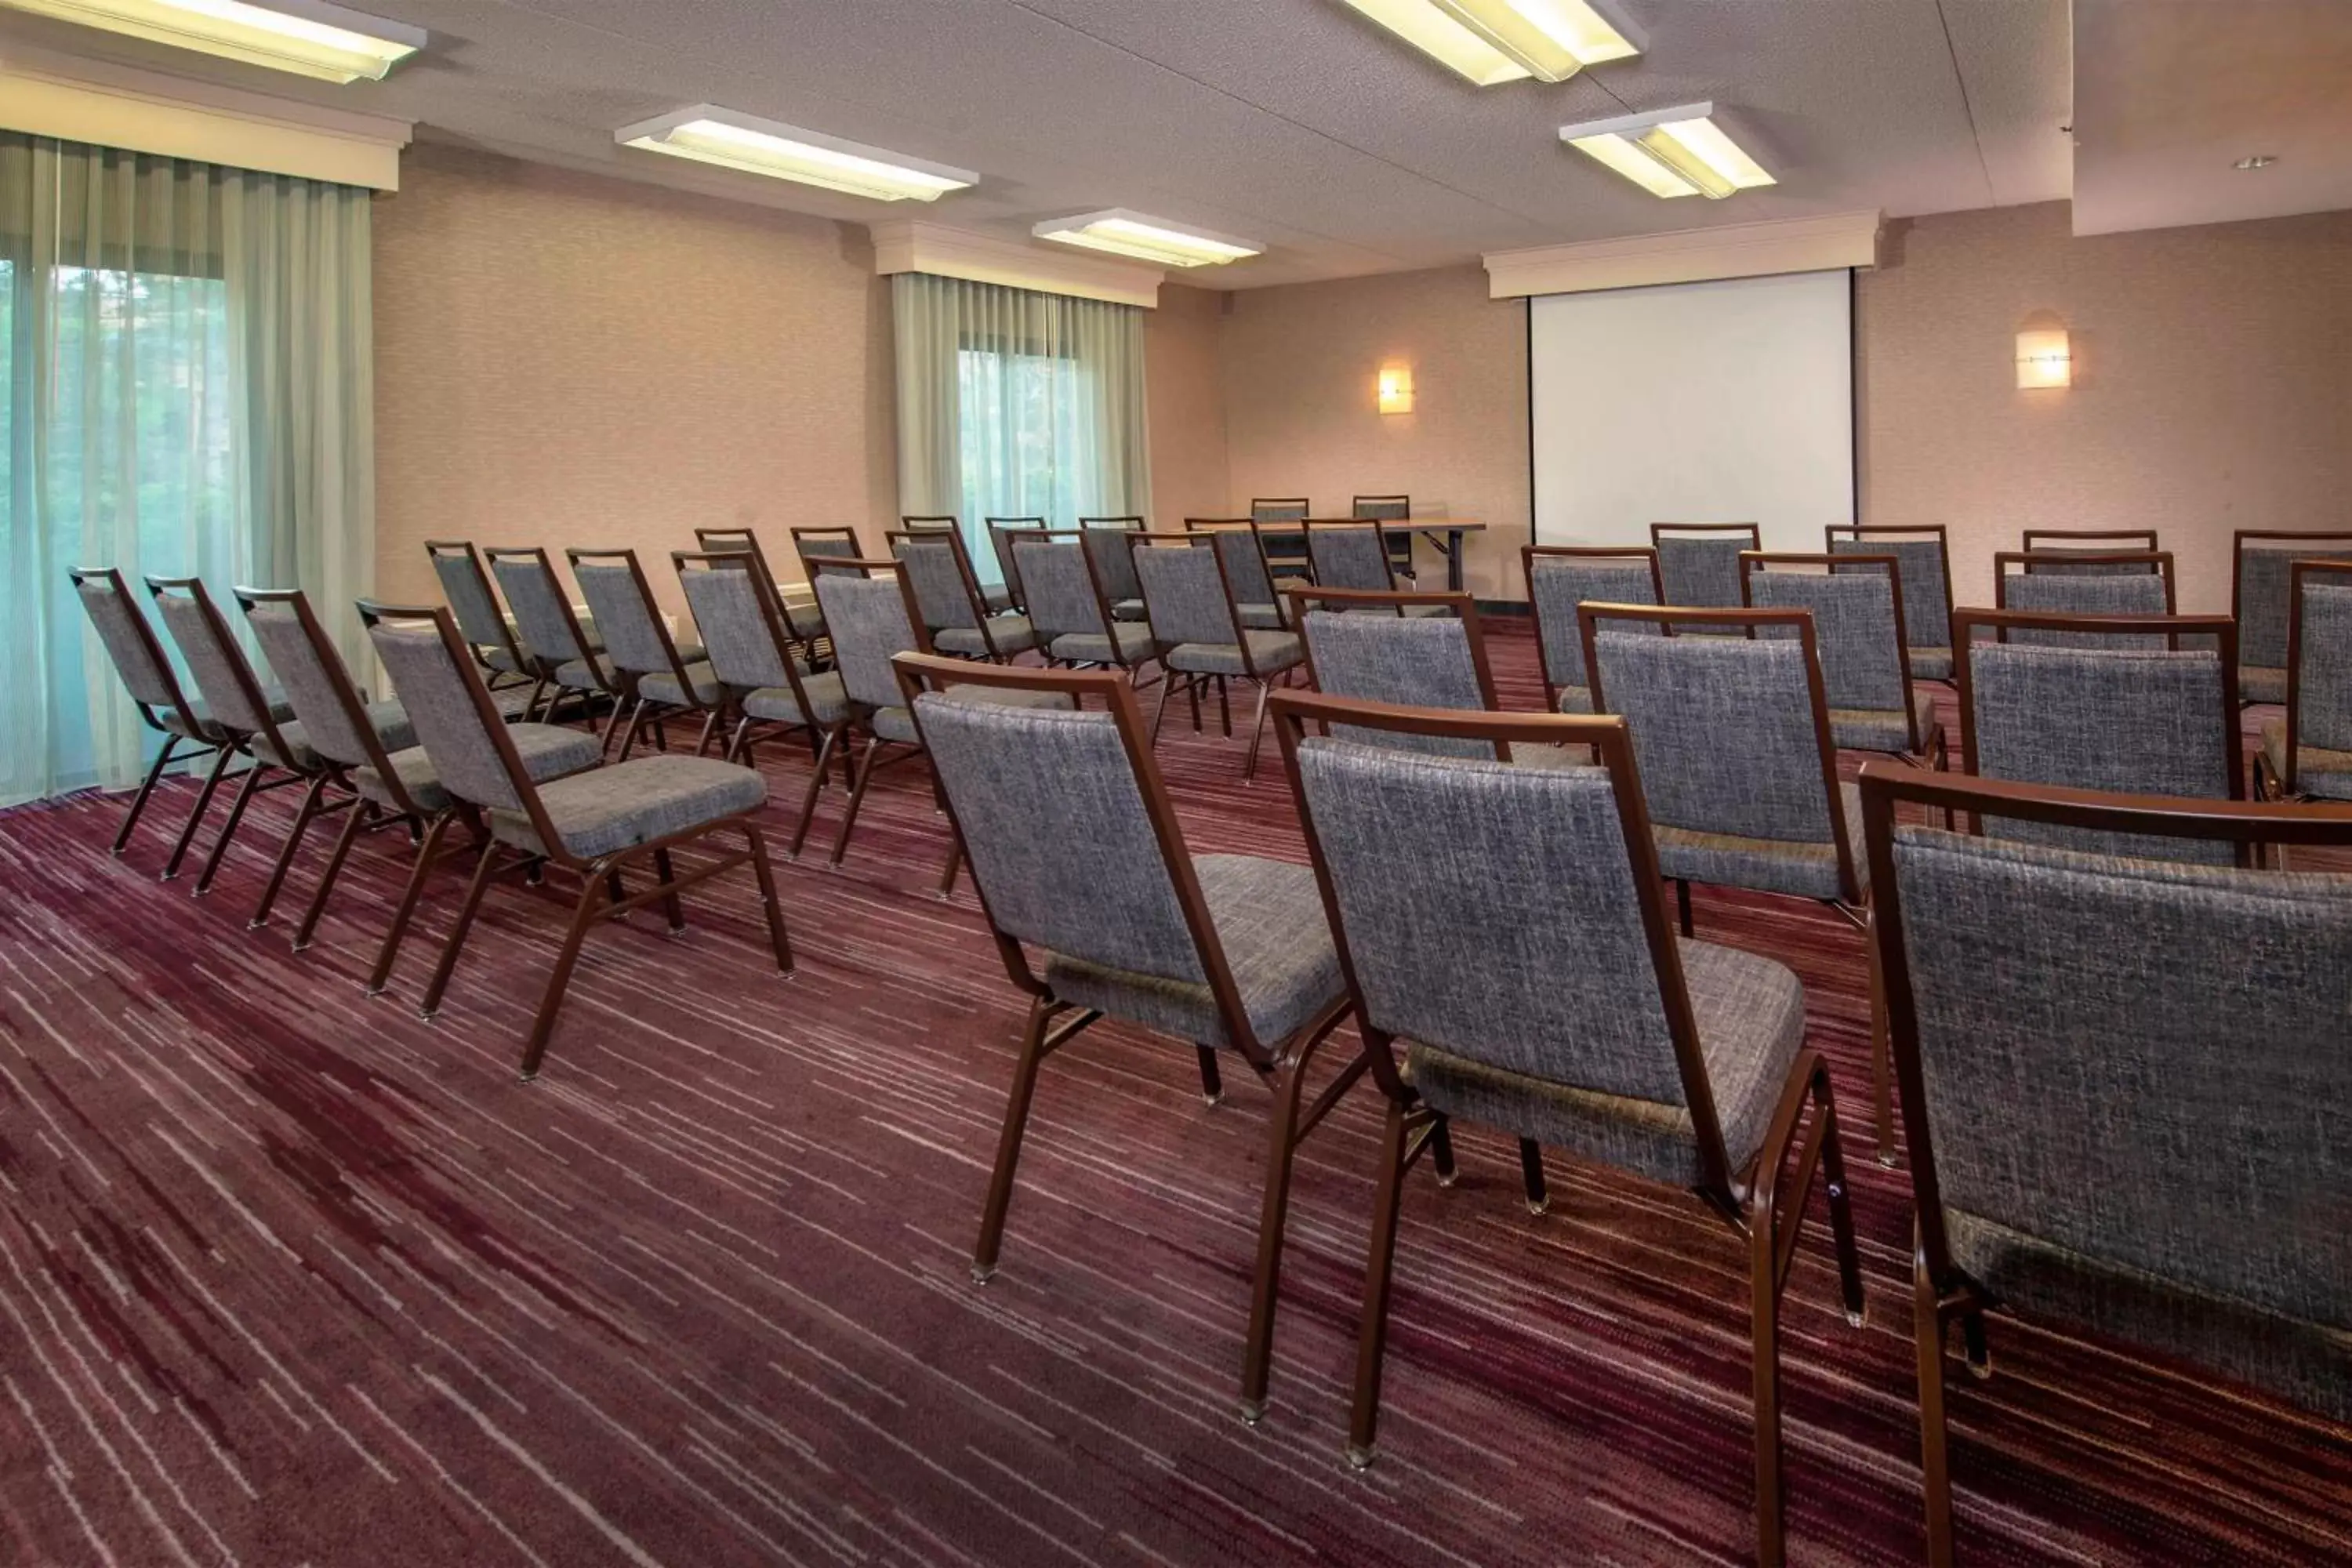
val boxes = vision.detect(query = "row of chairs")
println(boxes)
[895,648,2352,1568]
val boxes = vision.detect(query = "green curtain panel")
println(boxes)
[891,271,1151,585]
[0,132,374,808]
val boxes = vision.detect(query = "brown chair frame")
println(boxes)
[481,546,616,737]
[2019,528,2160,562]
[899,514,958,533]
[1286,583,1497,693]
[891,651,1365,1427]
[2232,528,2352,709]
[1857,762,2352,1568]
[2259,558,2352,800]
[1302,518,1414,592]
[1519,545,1665,713]
[982,517,1046,608]
[1826,524,1958,682]
[566,546,722,761]
[1273,690,1863,1567]
[1186,517,1299,627]
[423,540,535,701]
[1008,529,1162,681]
[359,601,793,1080]
[886,527,1025,663]
[1741,551,1945,763]
[1130,531,1301,775]
[1994,550,2177,603]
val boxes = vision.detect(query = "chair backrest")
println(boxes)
[1186,520,1280,606]
[1352,495,1410,521]
[425,540,523,667]
[1522,546,1664,702]
[674,551,808,699]
[1131,535,1241,650]
[1860,766,2352,1391]
[695,527,775,579]
[485,548,596,678]
[1584,604,1855,896]
[901,515,957,534]
[1297,589,1499,760]
[1828,525,1951,656]
[812,561,925,711]
[70,567,198,729]
[2235,530,2352,673]
[1275,691,1735,1189]
[1994,551,2175,645]
[568,549,688,682]
[361,602,543,829]
[1010,534,1109,644]
[146,576,287,750]
[788,526,862,579]
[895,653,1275,1065]
[984,517,1045,590]
[1080,517,1145,604]
[1954,608,2241,864]
[1250,497,1309,523]
[1742,553,1913,721]
[1304,520,1400,593]
[2019,528,2162,573]
[2286,562,2352,778]
[1650,524,1761,616]
[238,586,402,787]
[887,529,989,635]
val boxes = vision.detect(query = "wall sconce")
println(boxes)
[1377,364,1415,414]
[2016,327,2071,389]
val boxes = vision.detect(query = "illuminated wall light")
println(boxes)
[1377,365,1415,414]
[1559,102,1777,200]
[616,106,977,202]
[2016,327,2072,389]
[1033,210,1262,267]
[0,0,426,82]
[1336,0,1643,85]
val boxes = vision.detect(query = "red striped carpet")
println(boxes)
[2,624,2346,1566]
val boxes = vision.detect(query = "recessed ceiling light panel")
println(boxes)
[1559,102,1776,199]
[616,106,978,202]
[0,0,426,82]
[1336,0,1642,85]
[1033,210,1262,267]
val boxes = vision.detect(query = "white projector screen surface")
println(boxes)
[1529,270,1853,554]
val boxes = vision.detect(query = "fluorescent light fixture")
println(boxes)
[1559,102,1776,199]
[1032,210,1262,267]
[0,0,425,82]
[616,106,976,203]
[1336,0,1642,85]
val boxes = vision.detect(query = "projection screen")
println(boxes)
[1528,269,1854,553]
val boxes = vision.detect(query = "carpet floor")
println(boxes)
[1,625,2347,1567]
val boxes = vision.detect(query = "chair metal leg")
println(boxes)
[692,706,720,757]
[1195,1044,1224,1106]
[1345,1100,1414,1468]
[829,735,882,866]
[1676,877,1695,937]
[368,811,455,994]
[1751,1191,1788,1568]
[742,822,794,977]
[1237,1047,1317,1425]
[652,847,686,934]
[1916,1253,1958,1568]
[194,762,267,898]
[1243,681,1274,780]
[1214,675,1232,737]
[249,774,329,929]
[113,738,180,855]
[788,726,841,858]
[162,744,234,881]
[418,837,503,1019]
[1519,1138,1549,1214]
[517,866,610,1081]
[292,799,374,951]
[971,997,1054,1283]
[1149,670,1179,744]
[1428,1116,1457,1187]
[935,840,962,900]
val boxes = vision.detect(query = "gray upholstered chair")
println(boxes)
[1080,516,1149,622]
[2233,528,2352,706]
[1857,763,2352,1568]
[2018,528,2161,572]
[1828,524,1955,682]
[425,540,536,696]
[1185,518,1305,630]
[895,517,1014,614]
[1250,497,1309,523]
[893,652,1358,1429]
[1352,495,1415,578]
[69,565,254,875]
[694,526,826,646]
[1994,550,2176,647]
[1009,533,1164,677]
[1247,500,1313,586]
[2258,560,2352,805]
[1131,533,1305,776]
[365,602,790,1079]
[240,586,600,982]
[1651,522,1761,633]
[1743,553,1944,763]
[149,575,411,921]
[673,549,854,856]
[1273,690,1863,1568]
[1304,519,1424,599]
[982,517,1045,611]
[1954,608,2243,866]
[887,528,1036,660]
[568,547,720,760]
[1522,544,1664,715]
[485,546,615,731]
[1292,587,1554,764]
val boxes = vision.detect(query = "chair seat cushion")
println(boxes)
[483,645,528,675]
[490,754,766,858]
[1166,630,1305,677]
[1111,597,1148,622]
[1555,684,1593,716]
[1406,938,1805,1189]
[1044,854,1344,1053]
[1654,781,1870,903]
[935,614,1039,657]
[1236,602,1287,631]
[1911,645,1954,682]
[869,683,1072,745]
[1829,689,1940,755]
[1944,1207,2351,1425]
[742,670,851,728]
[2241,664,2288,706]
[554,654,615,691]
[1049,623,1163,666]
[160,687,297,742]
[640,662,722,707]
[252,700,415,771]
[2259,717,2352,800]
[357,723,601,815]
[785,602,827,639]
[982,583,1014,615]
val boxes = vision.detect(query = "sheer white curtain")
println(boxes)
[0,134,373,808]
[892,273,1150,586]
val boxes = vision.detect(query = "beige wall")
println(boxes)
[1221,264,1532,600]
[373,143,896,618]
[1145,283,1231,524]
